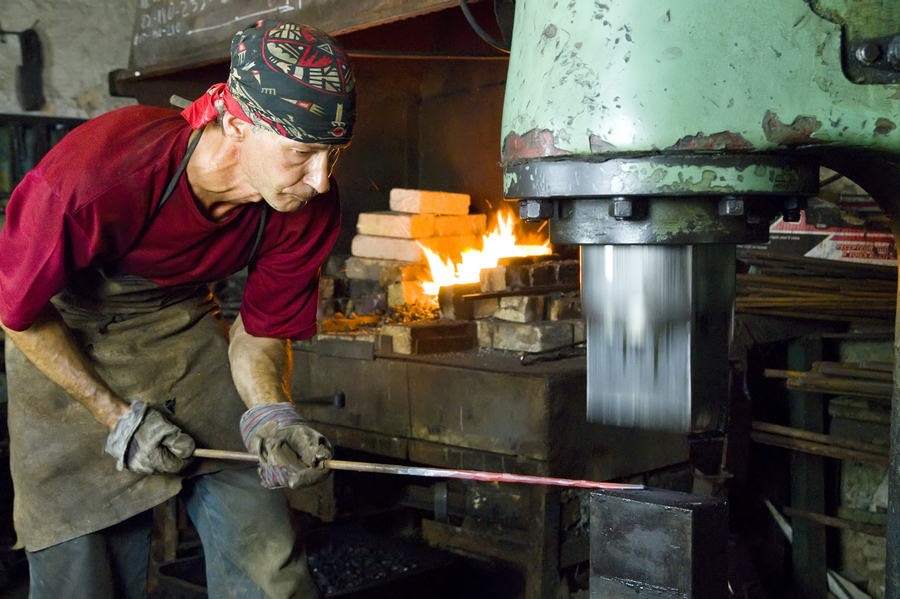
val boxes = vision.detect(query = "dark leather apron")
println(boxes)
[6,128,266,551]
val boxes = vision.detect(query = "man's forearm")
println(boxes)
[228,314,293,408]
[1,304,129,430]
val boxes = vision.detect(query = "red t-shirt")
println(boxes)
[0,105,340,340]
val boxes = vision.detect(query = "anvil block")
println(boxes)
[590,489,727,599]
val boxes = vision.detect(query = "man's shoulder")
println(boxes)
[35,105,189,196]
[95,103,181,122]
[74,104,184,145]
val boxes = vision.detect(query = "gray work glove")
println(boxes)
[239,402,333,489]
[104,400,195,475]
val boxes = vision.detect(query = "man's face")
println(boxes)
[241,126,344,212]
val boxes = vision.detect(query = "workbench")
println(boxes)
[288,334,690,599]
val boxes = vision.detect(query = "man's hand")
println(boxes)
[240,403,332,489]
[104,401,195,475]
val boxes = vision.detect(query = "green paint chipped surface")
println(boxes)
[607,162,803,195]
[502,0,900,156]
[503,171,519,194]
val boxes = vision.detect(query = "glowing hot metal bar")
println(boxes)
[193,448,644,491]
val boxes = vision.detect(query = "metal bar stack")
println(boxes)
[736,250,897,323]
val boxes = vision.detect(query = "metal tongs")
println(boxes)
[520,340,586,366]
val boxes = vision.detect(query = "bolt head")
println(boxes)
[782,196,806,211]
[718,198,745,216]
[518,199,553,222]
[887,36,900,70]
[782,210,802,223]
[856,42,882,65]
[610,199,634,220]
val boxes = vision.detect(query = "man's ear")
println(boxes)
[221,113,250,141]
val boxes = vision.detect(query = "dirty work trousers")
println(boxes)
[25,467,319,599]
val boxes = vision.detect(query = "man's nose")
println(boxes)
[304,151,331,194]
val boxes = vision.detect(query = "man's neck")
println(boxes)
[185,123,260,222]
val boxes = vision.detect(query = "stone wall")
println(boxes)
[0,0,137,118]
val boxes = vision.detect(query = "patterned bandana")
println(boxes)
[226,20,356,144]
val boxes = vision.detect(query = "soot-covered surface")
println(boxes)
[306,526,455,597]
[154,525,458,599]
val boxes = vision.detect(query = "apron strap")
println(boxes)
[154,127,204,218]
[246,203,269,269]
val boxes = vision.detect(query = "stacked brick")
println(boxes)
[439,255,584,353]
[317,268,388,319]
[349,188,485,264]
[318,189,486,320]
[317,188,584,356]
[348,188,486,308]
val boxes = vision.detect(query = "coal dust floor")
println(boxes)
[148,556,518,599]
[0,549,27,599]
[148,525,523,599]
[0,536,523,599]
[0,558,519,599]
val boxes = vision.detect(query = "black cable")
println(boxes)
[347,50,508,60]
[819,172,844,187]
[458,0,510,54]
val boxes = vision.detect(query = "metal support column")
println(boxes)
[787,335,828,598]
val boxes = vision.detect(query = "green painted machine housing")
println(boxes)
[496,2,900,591]
[501,0,900,173]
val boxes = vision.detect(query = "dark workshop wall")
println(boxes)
[417,59,509,218]
[331,55,508,255]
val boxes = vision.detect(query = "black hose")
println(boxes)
[458,0,510,54]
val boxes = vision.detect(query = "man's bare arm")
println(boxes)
[1,303,130,430]
[230,314,331,489]
[228,313,293,408]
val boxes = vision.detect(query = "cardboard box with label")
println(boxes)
[744,195,896,266]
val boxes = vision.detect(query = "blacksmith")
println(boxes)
[0,20,355,599]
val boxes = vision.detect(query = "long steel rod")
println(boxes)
[194,449,259,462]
[192,448,644,491]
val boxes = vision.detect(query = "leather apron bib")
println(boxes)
[6,128,264,551]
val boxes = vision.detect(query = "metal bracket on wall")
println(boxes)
[0,22,45,110]
[0,19,38,41]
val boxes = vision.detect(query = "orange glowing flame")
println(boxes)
[419,209,551,296]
